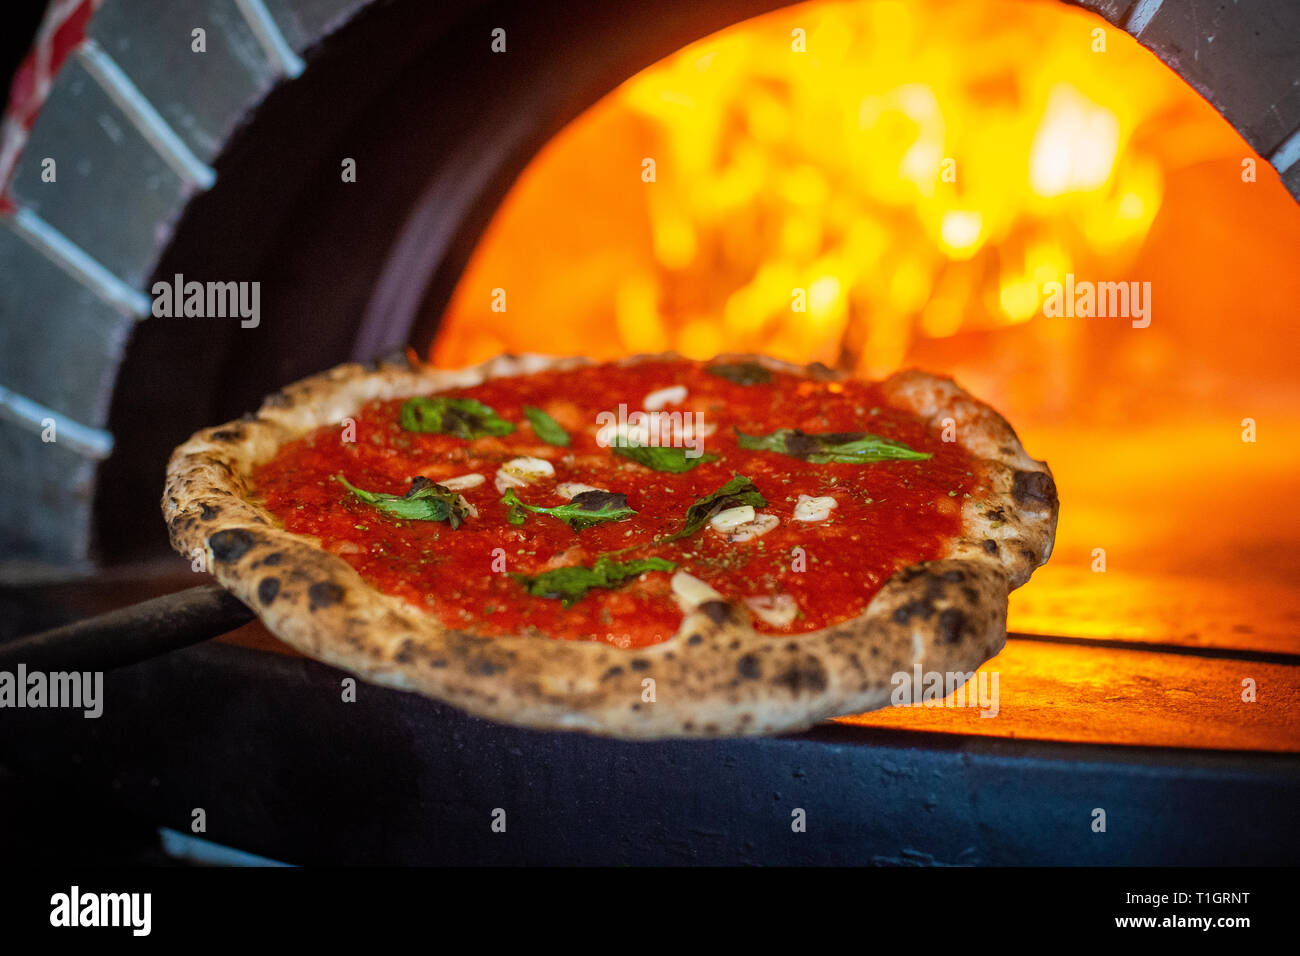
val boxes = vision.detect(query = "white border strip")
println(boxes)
[1267,126,1300,175]
[1125,0,1165,38]
[235,0,306,79]
[0,382,114,459]
[6,206,152,317]
[76,40,217,190]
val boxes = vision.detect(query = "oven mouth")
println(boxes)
[2,0,1295,669]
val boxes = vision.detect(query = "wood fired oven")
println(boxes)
[0,0,1297,865]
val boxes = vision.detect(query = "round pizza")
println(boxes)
[162,353,1057,738]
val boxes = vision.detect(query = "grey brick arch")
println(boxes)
[0,0,1296,574]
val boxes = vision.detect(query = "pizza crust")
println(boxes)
[162,352,1057,738]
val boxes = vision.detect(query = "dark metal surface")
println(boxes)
[0,584,253,672]
[1,637,1296,865]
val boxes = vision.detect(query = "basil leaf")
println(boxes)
[522,404,570,447]
[400,396,515,439]
[675,474,768,539]
[735,427,930,463]
[706,361,772,386]
[337,475,470,528]
[511,556,677,608]
[612,442,718,473]
[500,488,635,531]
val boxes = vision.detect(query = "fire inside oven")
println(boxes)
[1,0,1298,865]
[428,1,1300,746]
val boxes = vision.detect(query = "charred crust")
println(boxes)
[394,639,415,664]
[737,653,762,680]
[630,658,651,672]
[209,528,257,563]
[307,581,344,611]
[894,598,936,623]
[686,633,704,646]
[1020,547,1038,564]
[699,600,733,624]
[982,538,999,555]
[210,427,245,442]
[261,552,284,566]
[936,608,966,645]
[772,658,829,695]
[804,361,839,381]
[603,665,624,680]
[257,577,280,605]
[199,503,219,521]
[1011,470,1058,510]
[984,507,1007,523]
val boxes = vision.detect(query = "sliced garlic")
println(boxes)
[494,470,528,493]
[794,494,838,522]
[439,473,485,491]
[725,512,780,542]
[709,505,756,532]
[744,593,798,628]
[670,570,723,608]
[557,482,602,500]
[494,456,554,493]
[457,495,478,519]
[643,385,687,410]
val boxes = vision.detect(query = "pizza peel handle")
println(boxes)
[0,584,255,673]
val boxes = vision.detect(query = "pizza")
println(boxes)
[162,353,1057,738]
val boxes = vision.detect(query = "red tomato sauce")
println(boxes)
[251,359,984,648]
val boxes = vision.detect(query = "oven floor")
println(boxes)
[1,562,1297,864]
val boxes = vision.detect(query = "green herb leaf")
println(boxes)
[337,475,470,528]
[612,442,718,473]
[500,488,635,531]
[511,556,677,607]
[399,396,514,439]
[522,404,570,447]
[735,427,930,463]
[599,474,767,558]
[706,361,772,385]
[673,474,768,540]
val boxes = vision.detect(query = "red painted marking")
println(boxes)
[0,1,101,207]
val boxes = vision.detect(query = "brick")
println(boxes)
[262,0,371,53]
[0,222,133,425]
[1134,0,1300,157]
[8,57,189,288]
[0,417,97,567]
[89,0,279,163]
